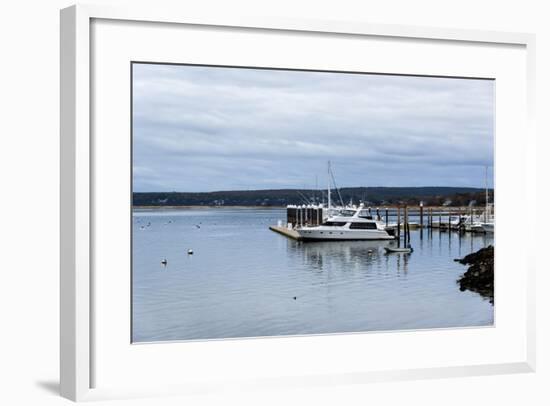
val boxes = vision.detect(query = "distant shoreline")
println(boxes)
[133,205,285,210]
[132,187,492,208]
[133,204,489,210]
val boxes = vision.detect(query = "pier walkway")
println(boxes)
[269,226,302,241]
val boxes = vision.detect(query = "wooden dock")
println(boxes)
[269,226,302,240]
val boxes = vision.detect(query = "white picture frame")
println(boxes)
[60,4,536,402]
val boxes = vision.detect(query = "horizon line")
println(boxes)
[133,185,492,194]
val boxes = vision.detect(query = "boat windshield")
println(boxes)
[339,210,356,217]
[322,221,347,226]
[349,222,378,230]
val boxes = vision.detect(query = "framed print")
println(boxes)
[60,4,536,402]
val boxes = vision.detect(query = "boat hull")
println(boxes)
[297,228,394,241]
[464,223,486,233]
[384,247,413,253]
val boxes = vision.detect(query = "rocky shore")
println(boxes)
[455,245,494,304]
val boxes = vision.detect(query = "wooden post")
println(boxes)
[419,204,424,239]
[385,208,389,226]
[406,206,411,245]
[408,211,411,242]
[376,208,380,221]
[439,209,442,230]
[404,205,409,246]
[448,209,452,231]
[397,206,401,247]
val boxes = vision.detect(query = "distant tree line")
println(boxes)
[133,187,493,207]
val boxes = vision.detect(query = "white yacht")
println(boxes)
[296,203,394,241]
[295,161,393,241]
[480,222,494,233]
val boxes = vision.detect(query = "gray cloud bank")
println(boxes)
[133,63,494,192]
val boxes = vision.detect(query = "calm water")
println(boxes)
[132,208,494,342]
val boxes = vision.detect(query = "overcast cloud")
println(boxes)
[132,63,494,192]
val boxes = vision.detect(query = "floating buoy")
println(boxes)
[195,224,200,229]
[293,296,297,300]
[188,249,194,255]
[161,259,167,265]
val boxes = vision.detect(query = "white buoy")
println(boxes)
[188,249,194,255]
[161,259,167,265]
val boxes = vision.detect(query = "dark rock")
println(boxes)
[456,245,494,304]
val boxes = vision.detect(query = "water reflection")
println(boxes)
[290,240,389,269]
[286,239,417,278]
[286,228,492,290]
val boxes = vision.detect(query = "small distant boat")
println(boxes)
[464,222,486,233]
[384,246,413,254]
[480,222,494,233]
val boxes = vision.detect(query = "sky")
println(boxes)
[132,63,494,192]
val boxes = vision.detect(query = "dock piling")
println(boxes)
[405,205,411,245]
[397,206,401,247]
[419,203,424,239]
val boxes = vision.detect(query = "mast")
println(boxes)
[327,160,331,211]
[485,165,489,222]
[315,174,318,204]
